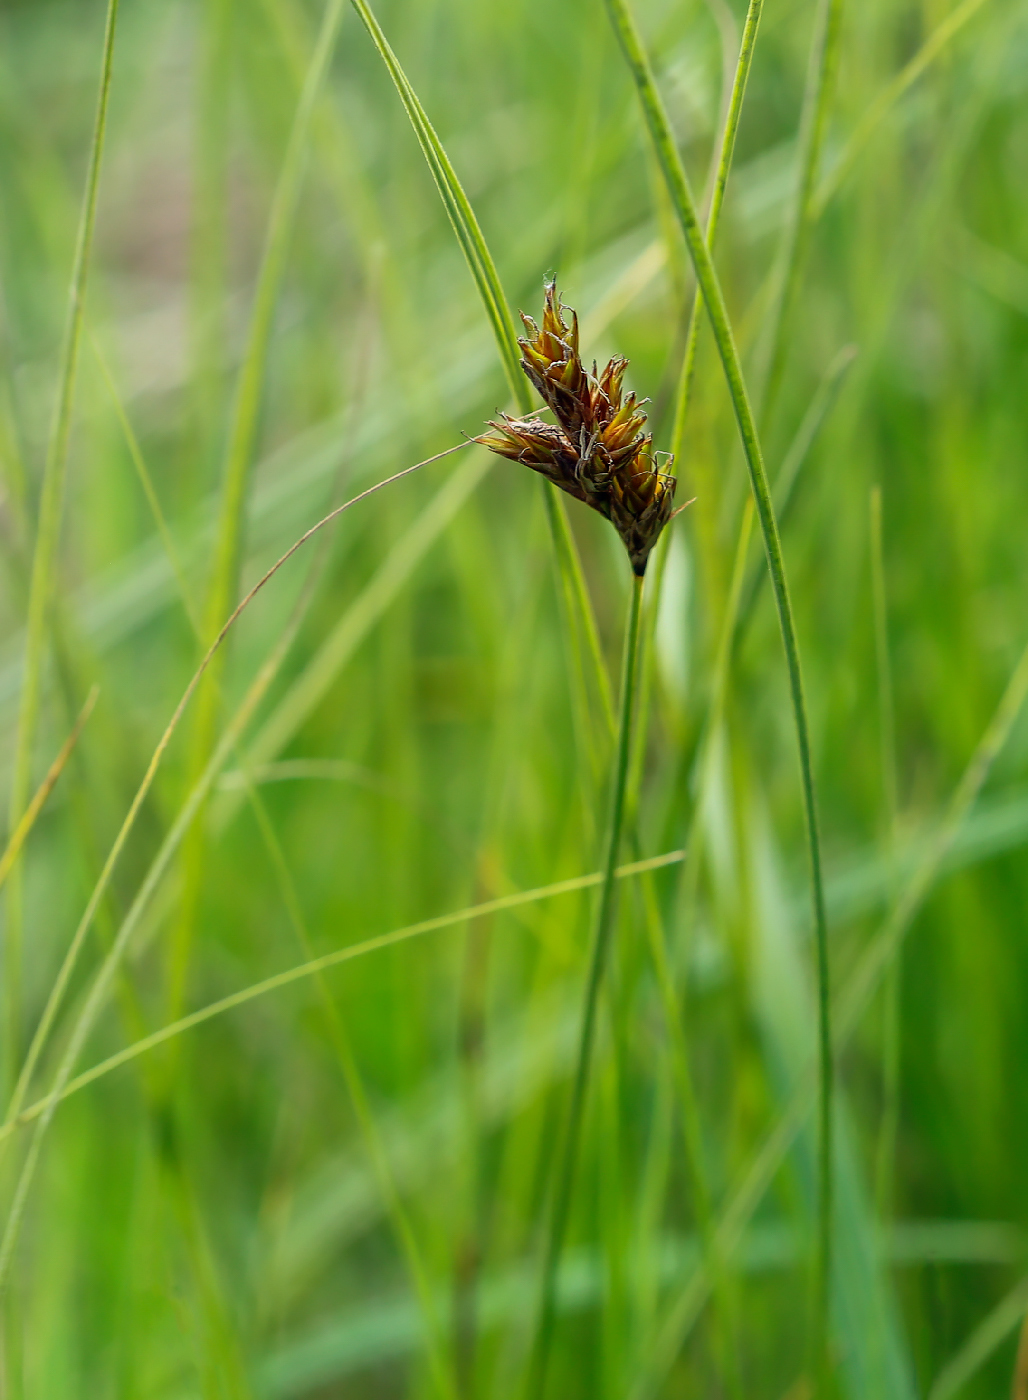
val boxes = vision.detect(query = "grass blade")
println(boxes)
[634,626,1028,1399]
[757,0,845,421]
[603,0,834,1381]
[238,452,491,779]
[0,446,468,1282]
[0,687,98,895]
[348,0,526,410]
[4,0,120,1098]
[869,484,901,1224]
[348,0,616,744]
[669,0,765,462]
[2,850,685,1141]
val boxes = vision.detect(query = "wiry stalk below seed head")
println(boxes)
[480,281,681,574]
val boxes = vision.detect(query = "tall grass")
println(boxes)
[0,0,1027,1396]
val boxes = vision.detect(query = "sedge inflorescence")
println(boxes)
[480,282,678,575]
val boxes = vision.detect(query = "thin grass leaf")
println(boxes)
[234,451,490,783]
[2,850,685,1141]
[869,484,901,1223]
[4,0,120,1095]
[757,0,845,421]
[603,0,835,1378]
[0,687,98,895]
[632,626,1028,1400]
[669,0,765,463]
[0,445,468,1283]
[347,0,617,748]
[348,0,525,409]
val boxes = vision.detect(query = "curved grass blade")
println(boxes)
[4,0,120,1097]
[348,0,615,739]
[669,0,764,463]
[0,687,98,895]
[348,0,525,410]
[233,452,491,782]
[603,0,834,1380]
[1,850,685,1142]
[0,444,470,1274]
[632,627,1028,1400]
[757,0,845,422]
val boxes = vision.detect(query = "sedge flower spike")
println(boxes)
[479,281,679,574]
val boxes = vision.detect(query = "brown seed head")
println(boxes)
[479,413,587,505]
[518,283,593,445]
[481,280,685,574]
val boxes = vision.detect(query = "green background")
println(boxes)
[0,0,1026,1394]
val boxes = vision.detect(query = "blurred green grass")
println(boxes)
[1,0,1028,1394]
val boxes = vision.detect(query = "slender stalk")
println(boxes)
[526,572,645,1398]
[869,485,901,1383]
[603,0,833,1385]
[757,0,845,423]
[0,689,97,897]
[669,0,764,466]
[4,0,120,1100]
[868,485,905,1241]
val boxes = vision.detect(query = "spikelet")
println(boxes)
[478,413,587,505]
[481,281,682,574]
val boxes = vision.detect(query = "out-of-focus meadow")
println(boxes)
[1,0,1027,1394]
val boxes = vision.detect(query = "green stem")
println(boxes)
[757,0,845,423]
[869,485,901,1226]
[3,0,120,1101]
[526,572,645,1398]
[669,0,764,465]
[603,0,833,1385]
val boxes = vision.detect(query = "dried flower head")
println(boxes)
[481,282,679,574]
